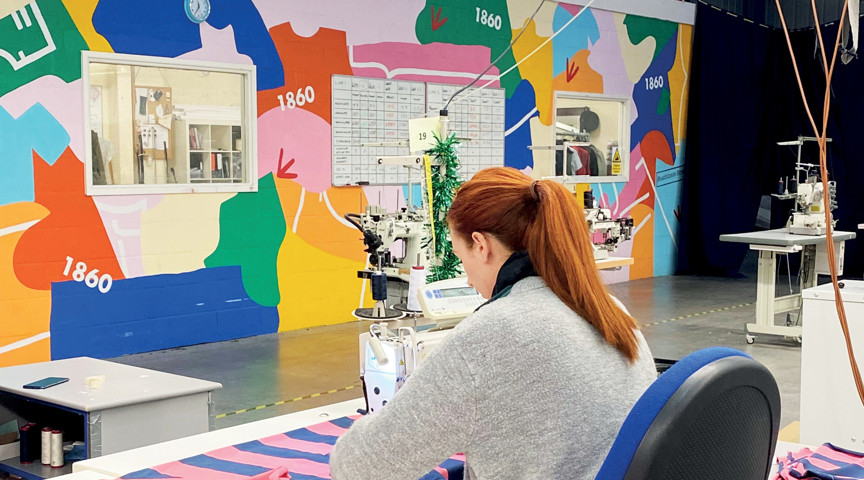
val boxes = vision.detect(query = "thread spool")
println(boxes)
[41,427,51,464]
[19,424,33,464]
[370,271,388,301]
[406,265,425,312]
[50,430,63,468]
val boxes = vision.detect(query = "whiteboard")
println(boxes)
[331,75,425,185]
[426,83,505,180]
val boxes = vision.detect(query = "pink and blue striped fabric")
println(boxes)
[774,443,864,479]
[116,415,465,480]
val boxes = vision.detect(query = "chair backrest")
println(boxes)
[595,347,781,480]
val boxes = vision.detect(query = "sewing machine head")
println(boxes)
[582,190,634,259]
[355,205,432,281]
[787,175,837,236]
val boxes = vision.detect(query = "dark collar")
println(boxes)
[475,251,537,311]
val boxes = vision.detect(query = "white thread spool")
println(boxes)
[407,265,425,312]
[50,430,63,468]
[41,427,51,465]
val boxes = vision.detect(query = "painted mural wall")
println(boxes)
[0,0,692,366]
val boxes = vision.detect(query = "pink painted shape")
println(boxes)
[251,0,424,44]
[92,195,163,279]
[586,12,634,99]
[350,42,500,86]
[207,446,331,477]
[258,106,333,193]
[256,434,334,455]
[304,420,349,437]
[0,77,82,160]
[610,144,648,219]
[176,23,255,64]
[561,4,581,16]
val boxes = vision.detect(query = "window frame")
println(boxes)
[82,51,258,196]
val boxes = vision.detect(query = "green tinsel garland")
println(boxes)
[426,132,463,282]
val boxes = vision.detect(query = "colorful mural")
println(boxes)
[0,0,692,365]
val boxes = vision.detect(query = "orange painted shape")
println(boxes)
[0,216,52,366]
[668,24,693,149]
[257,24,353,123]
[628,203,654,280]
[551,50,603,96]
[13,149,125,290]
[274,179,369,262]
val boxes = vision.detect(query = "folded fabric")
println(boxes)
[775,443,864,479]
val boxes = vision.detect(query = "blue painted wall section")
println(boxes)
[50,266,278,359]
[503,80,539,171]
[92,0,284,90]
[0,104,69,206]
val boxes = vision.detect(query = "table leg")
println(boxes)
[747,249,802,342]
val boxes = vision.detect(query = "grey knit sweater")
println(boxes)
[330,276,656,479]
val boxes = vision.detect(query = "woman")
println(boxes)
[330,167,656,479]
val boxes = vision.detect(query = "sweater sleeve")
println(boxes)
[329,337,476,480]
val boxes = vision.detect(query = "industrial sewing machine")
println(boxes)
[787,172,837,236]
[345,205,431,283]
[359,277,483,413]
[582,190,634,259]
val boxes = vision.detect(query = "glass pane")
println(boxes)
[88,62,246,187]
[554,95,625,180]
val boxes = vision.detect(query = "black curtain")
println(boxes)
[678,2,863,277]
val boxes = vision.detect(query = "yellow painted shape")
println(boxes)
[668,24,693,151]
[614,13,655,84]
[507,0,557,37]
[528,116,554,177]
[628,203,653,280]
[139,193,234,275]
[0,203,52,367]
[511,20,555,126]
[62,0,113,52]
[274,181,371,331]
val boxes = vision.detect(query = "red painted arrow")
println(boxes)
[430,5,448,31]
[566,56,580,82]
[277,148,298,179]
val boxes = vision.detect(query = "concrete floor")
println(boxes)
[108,262,806,436]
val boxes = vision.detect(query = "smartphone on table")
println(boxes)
[23,377,69,389]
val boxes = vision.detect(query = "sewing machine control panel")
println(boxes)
[418,277,486,321]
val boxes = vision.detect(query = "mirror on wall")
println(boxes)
[550,92,629,184]
[83,52,257,195]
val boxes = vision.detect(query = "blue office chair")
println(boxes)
[596,347,781,480]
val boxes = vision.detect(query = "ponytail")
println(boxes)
[527,179,639,362]
[448,167,640,362]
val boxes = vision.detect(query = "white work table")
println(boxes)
[719,228,855,343]
[72,398,365,477]
[0,357,222,479]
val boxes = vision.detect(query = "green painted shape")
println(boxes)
[415,0,522,95]
[657,87,670,115]
[0,0,89,96]
[623,14,678,60]
[205,173,286,307]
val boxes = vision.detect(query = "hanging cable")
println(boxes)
[442,0,548,112]
[775,0,864,407]
[446,0,597,110]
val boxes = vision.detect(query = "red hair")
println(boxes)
[447,167,640,362]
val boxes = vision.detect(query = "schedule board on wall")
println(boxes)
[331,75,425,186]
[330,76,506,186]
[426,83,505,179]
